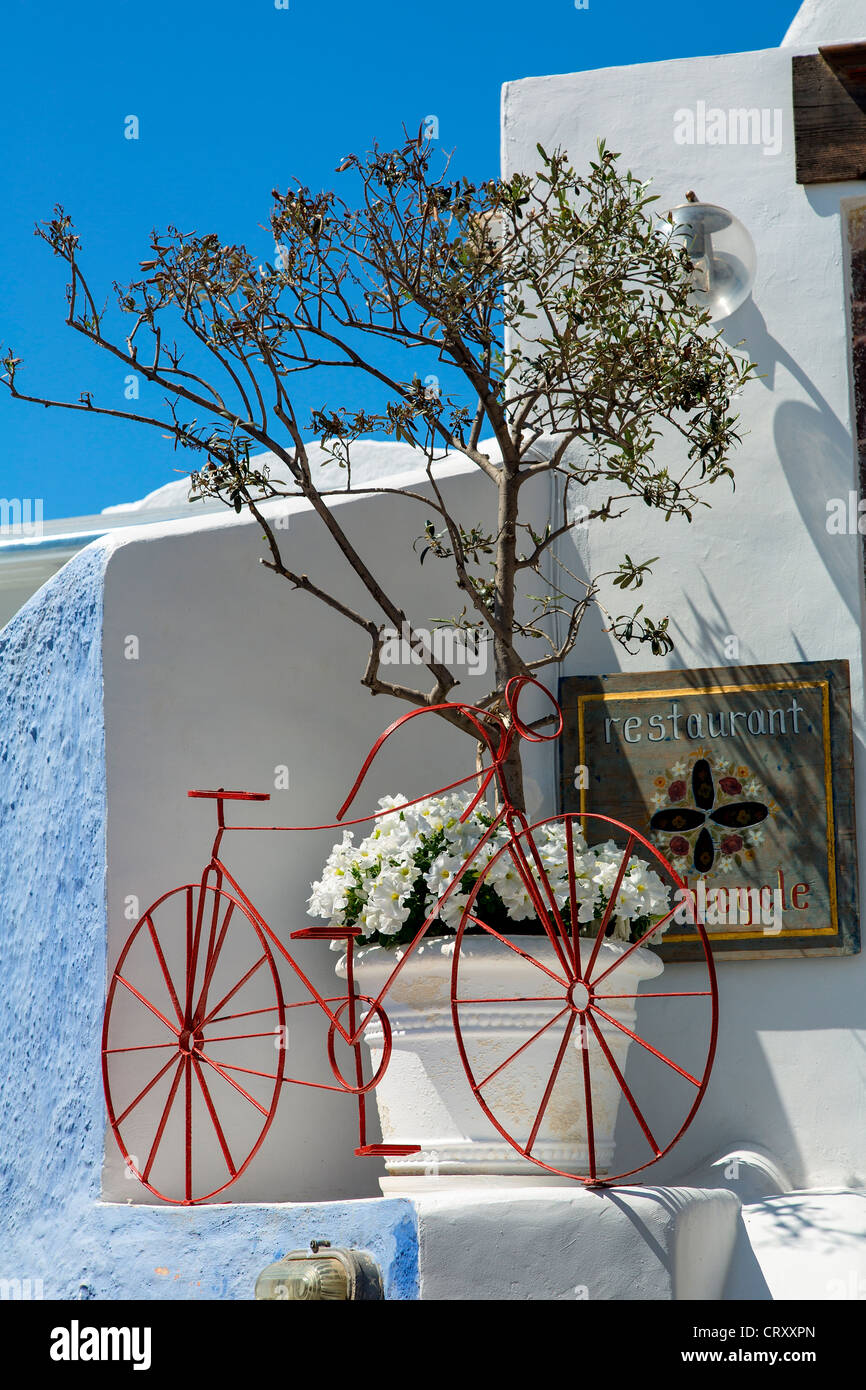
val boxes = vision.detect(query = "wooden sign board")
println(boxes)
[559,661,860,961]
[793,45,866,185]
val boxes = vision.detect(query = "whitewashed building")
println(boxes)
[1,0,865,1300]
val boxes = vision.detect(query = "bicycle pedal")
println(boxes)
[354,1144,422,1157]
[290,927,363,940]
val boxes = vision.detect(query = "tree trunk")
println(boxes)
[493,459,525,812]
[497,736,525,814]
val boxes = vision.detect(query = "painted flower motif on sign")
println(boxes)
[648,747,776,876]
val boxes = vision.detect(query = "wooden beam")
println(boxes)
[793,45,866,184]
[820,43,866,95]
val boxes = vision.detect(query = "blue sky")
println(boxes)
[0,0,802,519]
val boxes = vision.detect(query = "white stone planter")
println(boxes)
[337,933,664,1178]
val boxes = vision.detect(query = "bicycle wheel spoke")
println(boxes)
[105,1041,180,1055]
[116,975,181,1037]
[200,1057,288,1085]
[143,1057,185,1181]
[193,1056,236,1178]
[585,834,634,979]
[201,1031,278,1043]
[146,916,184,1026]
[512,831,572,970]
[565,818,582,977]
[196,1052,270,1118]
[505,838,573,980]
[465,914,569,988]
[520,827,576,970]
[591,901,680,986]
[594,991,712,1000]
[184,887,195,1020]
[184,1055,192,1203]
[525,1014,576,1155]
[206,1003,291,1025]
[115,1053,179,1126]
[476,1007,570,1090]
[192,899,235,1027]
[587,1012,661,1156]
[591,1006,701,1087]
[200,954,268,1028]
[278,1073,354,1094]
[579,1017,596,1182]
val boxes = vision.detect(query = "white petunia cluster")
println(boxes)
[308,792,673,949]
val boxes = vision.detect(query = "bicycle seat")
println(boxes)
[188,789,271,800]
[291,926,363,940]
[355,1144,422,1157]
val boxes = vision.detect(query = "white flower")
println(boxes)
[425,850,466,898]
[308,793,672,944]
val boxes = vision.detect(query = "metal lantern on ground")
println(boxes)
[667,198,757,321]
[255,1244,383,1301]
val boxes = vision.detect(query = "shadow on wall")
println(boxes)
[774,400,860,624]
[611,980,804,1189]
[678,580,812,666]
[556,449,864,1189]
[719,296,860,624]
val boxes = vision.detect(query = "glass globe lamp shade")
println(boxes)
[667,202,756,321]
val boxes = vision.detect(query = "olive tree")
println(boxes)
[2,132,754,808]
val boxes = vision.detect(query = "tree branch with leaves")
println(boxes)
[2,131,755,809]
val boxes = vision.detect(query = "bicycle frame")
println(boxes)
[103,674,719,1200]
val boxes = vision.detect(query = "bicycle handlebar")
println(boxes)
[335,676,563,823]
[185,680,564,832]
[188,789,271,801]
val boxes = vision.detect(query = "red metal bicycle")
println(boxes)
[102,677,718,1204]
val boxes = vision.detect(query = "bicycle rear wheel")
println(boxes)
[102,878,285,1203]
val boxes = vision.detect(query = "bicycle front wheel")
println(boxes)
[450,813,717,1183]
[102,878,286,1204]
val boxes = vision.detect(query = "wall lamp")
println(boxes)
[667,193,757,321]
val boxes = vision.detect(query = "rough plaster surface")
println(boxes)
[0,544,109,1290]
[782,0,866,46]
[412,1184,741,1301]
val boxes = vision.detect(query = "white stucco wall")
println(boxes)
[502,41,866,1187]
[782,0,866,46]
[101,459,552,1202]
